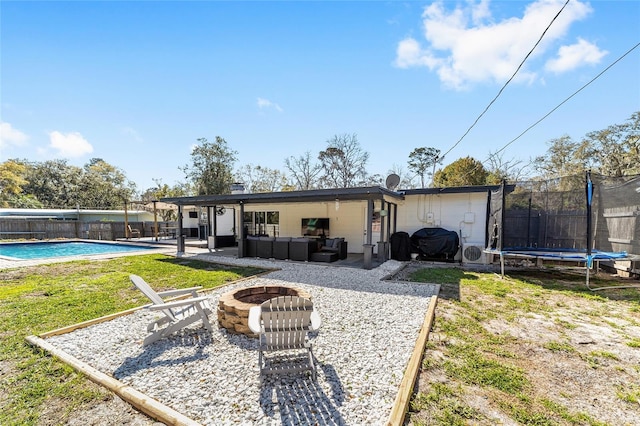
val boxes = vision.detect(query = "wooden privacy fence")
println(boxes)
[0,220,172,241]
[503,209,589,249]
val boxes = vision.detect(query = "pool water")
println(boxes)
[0,241,156,260]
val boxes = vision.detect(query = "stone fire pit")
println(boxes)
[217,285,311,337]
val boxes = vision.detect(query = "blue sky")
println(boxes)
[1,0,639,191]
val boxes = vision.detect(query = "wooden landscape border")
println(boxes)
[387,295,438,426]
[25,261,438,426]
[25,265,272,426]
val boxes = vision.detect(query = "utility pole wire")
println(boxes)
[455,41,640,184]
[439,0,571,162]
[489,41,640,159]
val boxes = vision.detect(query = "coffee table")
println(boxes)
[311,251,338,263]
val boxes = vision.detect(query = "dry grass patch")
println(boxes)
[399,265,640,426]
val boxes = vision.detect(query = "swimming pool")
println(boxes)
[0,241,157,260]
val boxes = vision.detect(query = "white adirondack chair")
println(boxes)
[130,274,213,346]
[248,295,321,380]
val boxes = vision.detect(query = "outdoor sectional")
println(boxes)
[243,236,347,262]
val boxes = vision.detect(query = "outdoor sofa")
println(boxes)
[243,236,347,262]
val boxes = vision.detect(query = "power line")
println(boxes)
[439,0,571,161]
[487,41,640,161]
[442,41,640,185]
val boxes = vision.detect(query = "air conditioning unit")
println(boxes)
[462,243,488,264]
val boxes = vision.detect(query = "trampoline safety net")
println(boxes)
[487,172,640,256]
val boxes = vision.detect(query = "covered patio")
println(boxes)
[161,186,405,269]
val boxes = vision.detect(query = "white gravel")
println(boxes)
[45,256,439,425]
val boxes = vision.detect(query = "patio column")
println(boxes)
[237,202,245,257]
[378,199,388,263]
[209,205,217,250]
[363,199,374,269]
[177,206,185,254]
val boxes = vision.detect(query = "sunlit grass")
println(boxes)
[408,266,640,425]
[0,254,265,425]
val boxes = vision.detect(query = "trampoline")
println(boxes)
[485,171,639,290]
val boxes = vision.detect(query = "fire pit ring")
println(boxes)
[217,285,311,337]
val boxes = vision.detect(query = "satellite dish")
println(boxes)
[385,174,401,191]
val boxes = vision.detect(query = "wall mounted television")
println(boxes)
[301,218,330,237]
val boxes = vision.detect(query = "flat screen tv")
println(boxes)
[301,218,329,237]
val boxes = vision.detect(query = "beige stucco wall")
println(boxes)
[241,200,370,253]
[235,191,490,255]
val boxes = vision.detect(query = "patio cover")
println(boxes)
[161,186,405,261]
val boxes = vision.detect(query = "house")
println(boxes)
[161,183,504,266]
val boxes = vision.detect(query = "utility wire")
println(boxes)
[439,0,571,161]
[487,41,640,161]
[452,41,640,185]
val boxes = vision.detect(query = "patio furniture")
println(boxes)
[129,274,213,346]
[273,237,291,260]
[248,295,321,380]
[127,225,141,239]
[318,238,348,259]
[257,236,275,258]
[289,237,318,261]
[246,236,259,257]
[311,251,338,262]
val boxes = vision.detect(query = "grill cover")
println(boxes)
[390,231,412,261]
[410,227,459,258]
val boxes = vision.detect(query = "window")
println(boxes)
[243,211,280,236]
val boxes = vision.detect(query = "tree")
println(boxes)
[533,135,590,180]
[0,159,43,208]
[235,164,289,193]
[182,137,237,195]
[387,164,417,189]
[485,151,531,184]
[364,173,385,187]
[407,147,442,188]
[139,179,189,221]
[582,111,640,177]
[19,158,136,209]
[78,158,136,209]
[284,151,322,190]
[432,156,489,187]
[21,159,84,208]
[318,133,369,188]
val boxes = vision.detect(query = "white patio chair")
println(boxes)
[248,295,321,380]
[130,274,213,346]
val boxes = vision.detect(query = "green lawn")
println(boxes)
[0,254,265,425]
[407,267,640,426]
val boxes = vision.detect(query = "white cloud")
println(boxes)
[257,97,283,112]
[0,122,29,149]
[395,0,597,90]
[545,38,607,73]
[48,131,93,158]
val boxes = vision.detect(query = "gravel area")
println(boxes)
[45,256,439,425]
